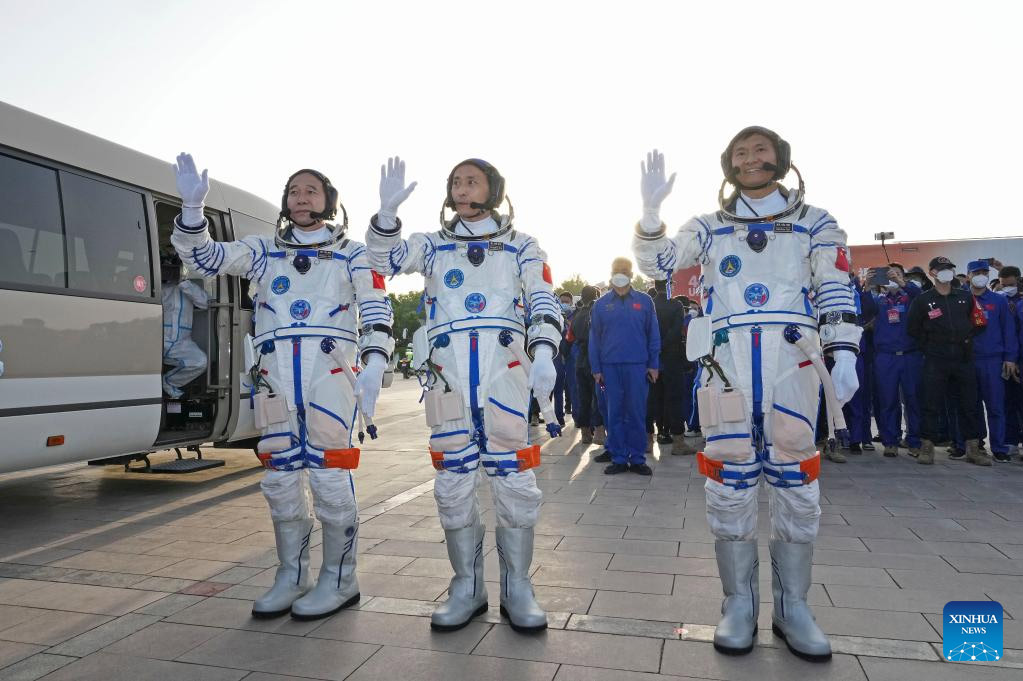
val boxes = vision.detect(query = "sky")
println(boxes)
[2,0,1021,294]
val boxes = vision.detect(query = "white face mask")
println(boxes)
[1003,286,1018,297]
[971,274,990,289]
[560,302,573,314]
[885,281,900,292]
[610,273,631,288]
[935,270,955,284]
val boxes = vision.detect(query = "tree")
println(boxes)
[388,290,423,351]
[631,273,652,293]
[557,273,589,296]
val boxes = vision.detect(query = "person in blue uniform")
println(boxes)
[842,274,875,453]
[589,258,660,475]
[959,260,1018,462]
[998,266,1023,456]
[870,264,923,457]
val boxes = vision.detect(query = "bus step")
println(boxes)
[148,458,225,474]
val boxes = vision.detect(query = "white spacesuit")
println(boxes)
[171,156,394,621]
[364,157,561,632]
[161,275,209,399]
[632,129,860,662]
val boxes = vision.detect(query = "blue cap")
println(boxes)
[967,259,990,273]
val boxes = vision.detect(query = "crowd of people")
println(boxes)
[555,253,1023,470]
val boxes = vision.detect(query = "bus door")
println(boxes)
[153,202,234,446]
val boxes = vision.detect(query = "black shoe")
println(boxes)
[593,451,612,463]
[848,443,862,454]
[656,434,673,445]
[604,463,629,475]
[872,435,882,442]
[948,448,966,460]
[630,463,653,476]
[861,442,875,451]
[994,452,1011,463]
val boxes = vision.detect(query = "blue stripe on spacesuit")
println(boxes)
[389,241,409,275]
[488,397,525,419]
[751,326,765,456]
[260,302,276,314]
[809,241,840,252]
[801,288,814,316]
[309,402,349,431]
[810,218,837,236]
[705,287,714,315]
[656,250,676,277]
[468,331,485,449]
[292,339,305,446]
[711,224,809,236]
[772,403,812,430]
[707,433,752,441]
[267,250,352,261]
[690,365,703,426]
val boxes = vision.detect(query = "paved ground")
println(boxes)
[1,378,1023,680]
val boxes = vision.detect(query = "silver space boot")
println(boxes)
[251,517,313,618]
[496,527,548,632]
[290,521,360,620]
[431,520,488,631]
[713,539,759,655]
[770,539,832,661]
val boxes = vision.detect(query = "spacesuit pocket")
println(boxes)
[697,387,747,428]
[483,365,529,451]
[253,392,288,431]
[424,388,465,427]
[770,405,817,462]
[308,402,351,449]
[427,388,471,453]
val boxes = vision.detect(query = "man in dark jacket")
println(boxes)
[907,256,988,465]
[569,286,603,445]
[646,278,695,455]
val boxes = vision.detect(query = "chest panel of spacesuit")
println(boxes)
[426,237,524,334]
[255,244,357,339]
[701,221,814,318]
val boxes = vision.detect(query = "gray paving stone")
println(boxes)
[565,614,682,639]
[810,606,940,641]
[863,538,1005,557]
[825,584,991,614]
[590,590,722,624]
[474,624,662,672]
[531,565,674,594]
[0,643,45,673]
[163,596,323,635]
[946,555,1023,575]
[858,657,1023,681]
[811,549,955,571]
[38,651,247,681]
[346,645,557,681]
[102,621,224,660]
[50,550,182,575]
[307,609,490,653]
[53,569,150,588]
[5,582,164,616]
[357,596,438,617]
[0,609,111,646]
[356,572,450,600]
[555,536,679,557]
[0,653,74,681]
[553,666,702,681]
[46,614,161,657]
[131,593,205,617]
[150,558,236,581]
[366,539,450,559]
[661,639,866,680]
[178,629,378,680]
[608,554,719,576]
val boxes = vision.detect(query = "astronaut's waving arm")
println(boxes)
[364,156,431,277]
[170,153,270,282]
[809,212,862,403]
[631,150,708,279]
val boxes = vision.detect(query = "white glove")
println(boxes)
[639,149,676,233]
[355,353,387,419]
[529,345,557,400]
[173,153,209,227]
[830,350,859,405]
[378,156,417,229]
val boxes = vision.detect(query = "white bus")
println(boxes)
[0,101,279,473]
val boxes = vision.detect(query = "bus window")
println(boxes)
[0,154,66,289]
[60,172,153,299]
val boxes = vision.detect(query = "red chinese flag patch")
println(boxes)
[542,263,553,284]
[835,247,850,272]
[371,270,386,290]
[633,303,642,309]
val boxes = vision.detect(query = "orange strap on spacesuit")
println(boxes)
[515,445,541,471]
[323,448,361,469]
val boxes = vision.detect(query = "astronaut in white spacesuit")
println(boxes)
[161,253,209,398]
[632,128,861,661]
[364,157,560,632]
[171,154,394,621]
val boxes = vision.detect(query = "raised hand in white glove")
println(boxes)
[173,153,210,228]
[639,149,677,233]
[355,353,388,419]
[830,350,859,405]
[378,156,417,229]
[529,345,557,401]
